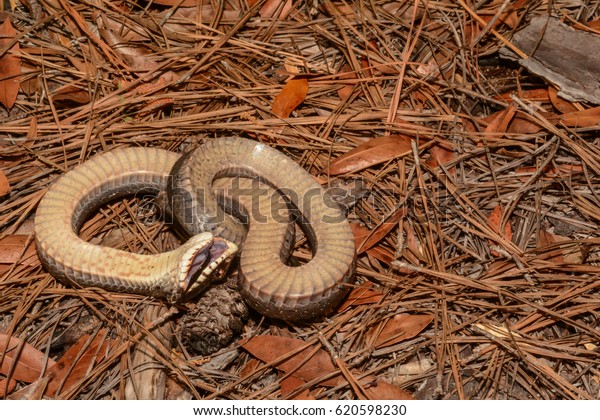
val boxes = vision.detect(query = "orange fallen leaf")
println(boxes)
[426,144,456,174]
[337,64,357,101]
[587,18,600,31]
[515,163,583,182]
[484,104,517,137]
[257,0,293,18]
[241,335,339,386]
[0,17,21,110]
[365,246,395,265]
[0,235,39,266]
[327,135,418,175]
[402,223,425,265]
[506,112,548,134]
[349,223,396,265]
[370,314,433,348]
[280,375,315,400]
[559,106,600,128]
[0,378,17,397]
[239,358,263,380]
[151,0,198,5]
[350,223,370,251]
[538,230,565,263]
[478,108,547,135]
[495,88,550,103]
[487,205,512,256]
[0,334,56,383]
[27,116,37,141]
[0,170,10,197]
[44,329,118,398]
[52,84,91,104]
[364,379,414,400]
[337,281,384,312]
[272,78,309,118]
[480,10,519,29]
[537,230,585,264]
[20,62,39,96]
[321,1,363,20]
[352,207,406,253]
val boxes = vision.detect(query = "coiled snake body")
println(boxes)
[35,137,356,320]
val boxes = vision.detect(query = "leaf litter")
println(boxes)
[0,0,600,400]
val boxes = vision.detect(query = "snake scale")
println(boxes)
[35,137,356,320]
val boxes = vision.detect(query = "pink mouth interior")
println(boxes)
[185,239,230,288]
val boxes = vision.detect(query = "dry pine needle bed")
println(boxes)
[0,0,599,400]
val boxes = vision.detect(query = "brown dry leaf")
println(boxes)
[365,246,395,265]
[426,144,456,174]
[487,205,513,256]
[537,231,584,264]
[0,169,10,197]
[403,223,425,265]
[337,64,357,101]
[52,84,91,104]
[257,0,293,18]
[280,375,315,400]
[370,314,433,349]
[364,379,414,400]
[496,88,550,103]
[587,18,600,31]
[44,329,118,398]
[239,357,262,378]
[538,230,565,263]
[0,378,17,397]
[272,78,309,118]
[515,163,583,182]
[559,106,600,128]
[27,116,37,140]
[349,223,396,265]
[327,135,417,175]
[507,112,548,134]
[4,376,49,400]
[0,17,21,110]
[0,235,39,266]
[20,62,39,96]
[350,223,370,251]
[337,281,384,312]
[321,1,363,20]
[479,108,547,135]
[488,205,512,240]
[548,85,579,114]
[0,334,56,383]
[99,28,156,72]
[484,104,517,137]
[241,335,339,386]
[479,9,519,29]
[354,207,406,253]
[151,0,198,5]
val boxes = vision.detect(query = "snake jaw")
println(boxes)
[176,233,238,301]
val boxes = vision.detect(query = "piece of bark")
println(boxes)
[500,17,600,104]
[124,304,174,400]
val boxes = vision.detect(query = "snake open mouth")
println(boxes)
[184,238,234,291]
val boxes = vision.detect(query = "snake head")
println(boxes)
[175,232,238,302]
